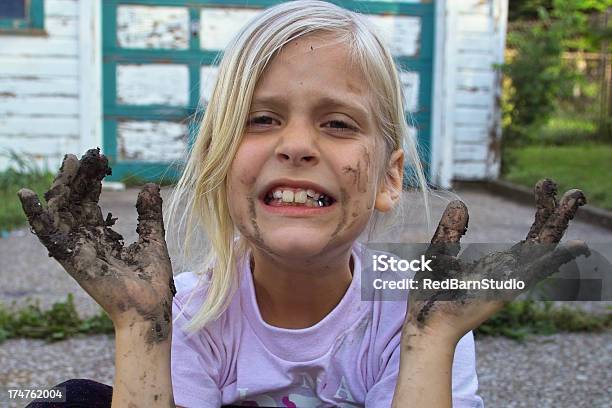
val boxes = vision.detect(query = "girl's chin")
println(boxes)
[257,236,335,258]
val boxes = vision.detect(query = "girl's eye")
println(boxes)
[325,120,357,132]
[247,115,357,133]
[248,115,276,126]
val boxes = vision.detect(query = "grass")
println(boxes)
[535,116,600,146]
[0,152,54,232]
[120,173,176,188]
[503,143,612,210]
[0,295,608,343]
[475,300,612,341]
[0,294,113,343]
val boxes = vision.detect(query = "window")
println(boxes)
[0,0,44,34]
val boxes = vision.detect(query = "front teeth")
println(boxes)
[266,187,332,207]
[294,190,307,203]
[282,190,294,203]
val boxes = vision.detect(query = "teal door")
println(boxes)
[102,0,434,183]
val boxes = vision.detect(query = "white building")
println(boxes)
[0,0,508,188]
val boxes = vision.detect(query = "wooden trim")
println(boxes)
[0,28,46,36]
[79,0,103,155]
[486,0,508,179]
[0,0,44,32]
[430,0,457,189]
[30,0,44,29]
[429,0,444,187]
[104,0,434,15]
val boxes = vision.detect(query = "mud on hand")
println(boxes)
[404,179,589,341]
[18,148,176,345]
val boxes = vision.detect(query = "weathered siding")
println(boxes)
[452,0,507,180]
[0,0,80,170]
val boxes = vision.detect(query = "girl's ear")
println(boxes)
[374,149,404,213]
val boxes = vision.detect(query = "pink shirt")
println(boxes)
[171,243,484,407]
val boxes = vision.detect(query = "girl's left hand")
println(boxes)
[404,179,589,344]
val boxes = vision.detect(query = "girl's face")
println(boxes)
[227,33,403,261]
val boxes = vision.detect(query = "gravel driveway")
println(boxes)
[0,186,610,407]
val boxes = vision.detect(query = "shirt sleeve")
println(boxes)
[365,331,484,408]
[171,296,223,408]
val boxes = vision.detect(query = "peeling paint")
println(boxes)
[117,5,189,49]
[200,8,261,50]
[365,14,422,57]
[117,64,189,106]
[117,121,187,162]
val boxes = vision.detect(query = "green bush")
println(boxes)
[476,300,612,341]
[1,295,609,344]
[0,294,113,343]
[502,3,578,146]
[502,0,611,147]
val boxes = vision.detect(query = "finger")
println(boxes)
[427,200,469,258]
[44,154,80,232]
[17,188,53,236]
[68,148,111,226]
[526,178,557,241]
[537,189,586,244]
[17,188,74,260]
[513,240,590,286]
[44,154,80,204]
[135,183,166,245]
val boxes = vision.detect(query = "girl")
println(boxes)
[20,1,586,407]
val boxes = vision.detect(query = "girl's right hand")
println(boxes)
[17,149,175,344]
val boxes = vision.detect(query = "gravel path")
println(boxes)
[1,187,611,407]
[0,335,114,407]
[476,332,612,407]
[0,332,610,407]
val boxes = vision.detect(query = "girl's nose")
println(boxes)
[274,122,320,166]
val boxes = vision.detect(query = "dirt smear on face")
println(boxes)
[342,165,360,190]
[330,188,349,240]
[342,147,370,194]
[344,200,366,232]
[336,145,374,235]
[247,196,279,256]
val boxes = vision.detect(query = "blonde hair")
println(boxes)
[166,0,430,331]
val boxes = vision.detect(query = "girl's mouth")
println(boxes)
[262,187,336,208]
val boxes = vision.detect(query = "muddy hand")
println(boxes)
[405,179,589,340]
[18,149,176,344]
